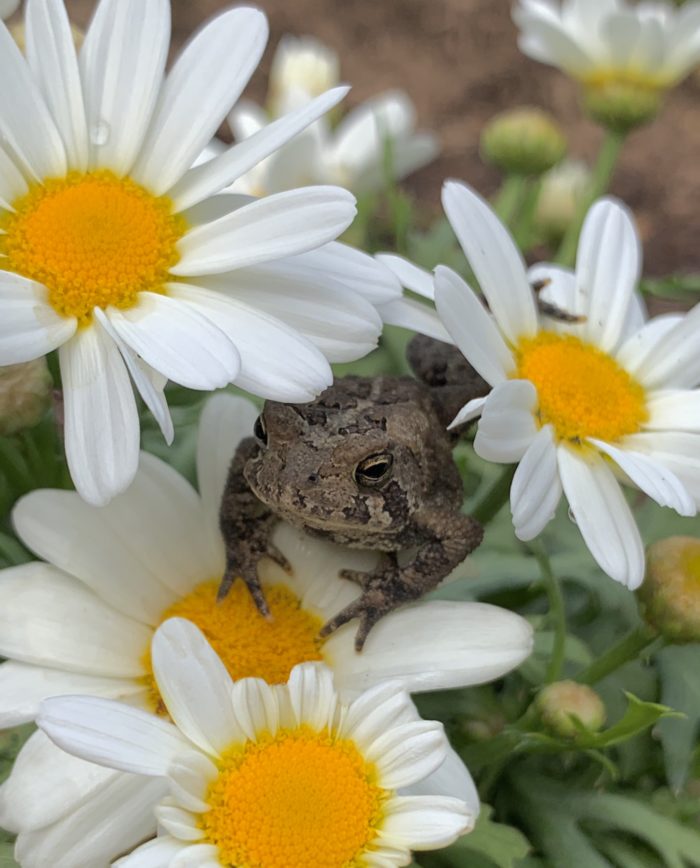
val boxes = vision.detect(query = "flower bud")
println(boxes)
[536,680,606,738]
[268,35,340,116]
[0,358,52,436]
[583,80,662,133]
[638,537,700,643]
[535,159,591,242]
[481,108,567,176]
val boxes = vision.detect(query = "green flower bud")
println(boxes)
[0,358,52,436]
[535,159,591,242]
[481,108,567,176]
[536,680,606,738]
[638,537,700,643]
[583,80,662,133]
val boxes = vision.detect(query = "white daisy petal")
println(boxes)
[170,86,350,211]
[170,844,220,868]
[515,11,595,74]
[79,0,170,173]
[231,677,280,741]
[0,730,116,833]
[287,662,337,732]
[0,21,66,179]
[590,438,696,516]
[434,265,515,386]
[376,253,435,299]
[0,143,28,208]
[381,795,472,850]
[168,283,332,401]
[575,198,641,351]
[0,562,150,676]
[173,186,356,276]
[284,242,402,306]
[115,837,185,868]
[107,291,240,390]
[326,601,533,694]
[557,445,645,589]
[339,681,416,745]
[629,303,700,390]
[442,180,538,343]
[616,312,684,374]
[167,753,218,814]
[93,308,174,444]
[0,661,141,727]
[59,320,140,506]
[622,431,700,504]
[25,0,88,171]
[448,397,488,430]
[367,722,447,789]
[646,390,700,432]
[379,296,452,344]
[0,273,77,365]
[14,774,165,868]
[209,264,381,362]
[406,745,480,816]
[38,695,192,776]
[227,99,268,141]
[155,804,204,842]
[132,7,268,193]
[511,424,562,540]
[474,380,539,463]
[152,619,241,757]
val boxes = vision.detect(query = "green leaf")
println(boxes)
[0,843,17,868]
[656,644,700,793]
[0,725,34,786]
[447,805,531,868]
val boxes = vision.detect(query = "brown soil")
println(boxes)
[63,0,700,276]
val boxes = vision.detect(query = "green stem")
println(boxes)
[554,129,625,266]
[472,465,515,525]
[494,175,527,225]
[513,178,543,251]
[576,625,658,685]
[530,541,567,683]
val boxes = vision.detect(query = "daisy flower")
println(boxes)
[0,393,533,868]
[228,35,439,196]
[429,180,700,590]
[39,619,478,868]
[513,0,700,126]
[0,0,390,506]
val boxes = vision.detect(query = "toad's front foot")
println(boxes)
[320,556,422,651]
[217,541,291,618]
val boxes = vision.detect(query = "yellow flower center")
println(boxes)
[143,581,324,712]
[201,726,386,868]
[515,331,647,443]
[0,171,186,325]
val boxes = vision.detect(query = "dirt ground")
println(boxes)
[62,0,700,277]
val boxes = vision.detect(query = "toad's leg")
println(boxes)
[218,436,290,617]
[320,509,483,650]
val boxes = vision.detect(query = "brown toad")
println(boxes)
[218,335,489,649]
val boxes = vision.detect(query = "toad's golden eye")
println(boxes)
[253,414,268,445]
[354,452,394,487]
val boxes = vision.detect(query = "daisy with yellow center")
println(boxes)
[227,34,438,198]
[39,621,476,868]
[0,0,403,506]
[0,393,532,868]
[385,182,700,591]
[513,0,700,127]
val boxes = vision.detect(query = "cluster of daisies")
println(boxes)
[0,0,699,866]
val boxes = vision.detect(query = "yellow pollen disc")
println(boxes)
[581,67,670,92]
[201,727,386,868]
[515,331,648,443]
[143,581,324,713]
[0,171,186,325]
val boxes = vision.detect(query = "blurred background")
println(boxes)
[60,0,700,276]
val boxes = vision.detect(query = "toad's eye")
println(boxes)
[253,414,268,446]
[354,452,394,487]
